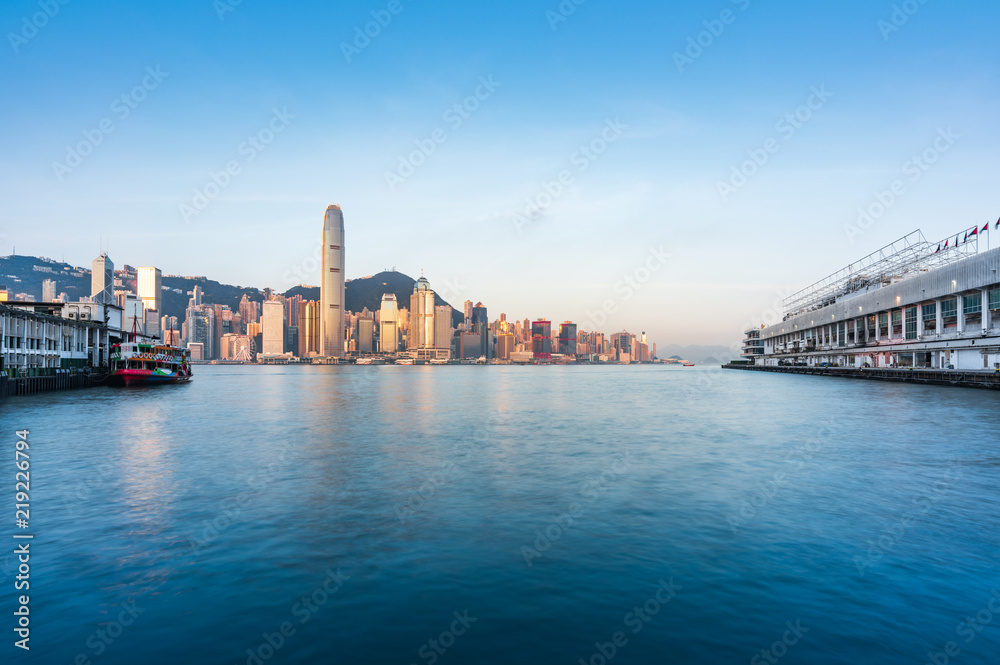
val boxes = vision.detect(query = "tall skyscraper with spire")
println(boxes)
[321,205,346,357]
[91,252,114,304]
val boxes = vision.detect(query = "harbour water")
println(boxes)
[3,365,999,664]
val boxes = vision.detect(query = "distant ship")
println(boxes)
[107,341,193,386]
[683,362,695,367]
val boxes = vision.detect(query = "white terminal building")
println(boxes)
[758,230,1000,370]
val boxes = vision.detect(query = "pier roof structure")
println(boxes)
[782,229,982,320]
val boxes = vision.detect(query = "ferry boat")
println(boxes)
[108,341,193,386]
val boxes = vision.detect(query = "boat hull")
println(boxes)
[107,369,192,387]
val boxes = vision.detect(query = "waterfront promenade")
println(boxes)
[723,363,1000,390]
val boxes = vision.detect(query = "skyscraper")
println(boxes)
[91,252,114,304]
[379,293,399,353]
[532,320,553,359]
[321,205,346,358]
[408,277,436,350]
[42,279,56,302]
[558,322,578,355]
[358,317,374,354]
[434,305,453,356]
[298,300,321,357]
[137,267,162,312]
[262,300,284,355]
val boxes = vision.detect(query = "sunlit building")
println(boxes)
[137,267,162,312]
[379,294,399,353]
[261,300,284,356]
[91,252,115,304]
[321,204,346,358]
[761,230,1000,370]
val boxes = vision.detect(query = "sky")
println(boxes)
[1,0,998,348]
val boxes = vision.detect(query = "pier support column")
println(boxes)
[983,289,990,332]
[935,299,943,337]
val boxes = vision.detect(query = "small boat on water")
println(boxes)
[683,362,695,367]
[108,341,193,386]
[396,358,414,365]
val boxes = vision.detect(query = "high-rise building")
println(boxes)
[321,205,346,357]
[358,317,374,354]
[185,306,215,359]
[470,302,490,359]
[408,277,436,350]
[91,252,114,304]
[42,279,56,302]
[298,300,321,357]
[532,320,552,359]
[189,285,203,307]
[379,294,399,353]
[239,294,259,329]
[434,305,453,356]
[459,332,482,359]
[495,333,514,360]
[262,300,284,355]
[144,310,161,339]
[137,267,162,312]
[558,322,578,355]
[464,300,473,326]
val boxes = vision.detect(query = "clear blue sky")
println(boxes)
[2,0,998,346]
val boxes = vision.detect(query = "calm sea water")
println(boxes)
[2,365,999,664]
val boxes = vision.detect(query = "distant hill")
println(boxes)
[0,255,462,325]
[658,345,738,365]
[287,271,463,326]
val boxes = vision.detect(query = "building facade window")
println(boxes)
[989,288,1000,311]
[905,307,917,340]
[941,298,958,319]
[963,293,982,315]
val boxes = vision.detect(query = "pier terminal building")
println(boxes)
[757,230,1000,370]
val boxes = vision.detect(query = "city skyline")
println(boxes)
[3,1,998,346]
